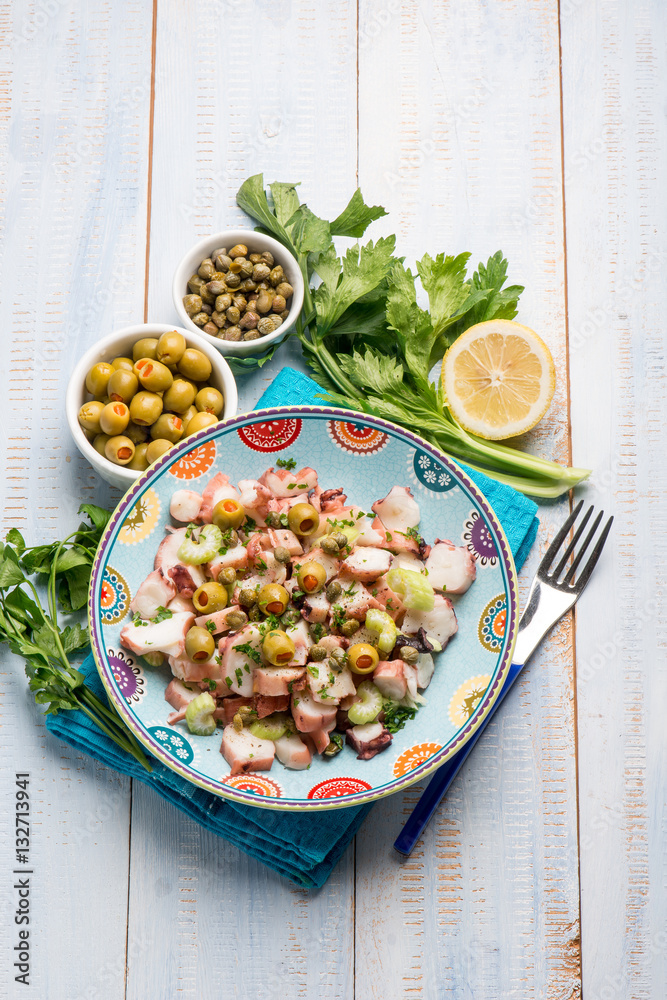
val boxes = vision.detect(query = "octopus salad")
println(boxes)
[119,463,476,775]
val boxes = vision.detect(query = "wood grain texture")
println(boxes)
[0,1,153,997]
[562,1,667,997]
[355,2,580,997]
[125,3,358,998]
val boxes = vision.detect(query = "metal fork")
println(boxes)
[394,500,613,856]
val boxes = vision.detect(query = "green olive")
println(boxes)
[156,330,186,366]
[195,386,224,415]
[125,421,149,444]
[347,643,379,675]
[85,362,114,397]
[104,435,135,466]
[178,348,212,381]
[78,400,105,434]
[262,629,295,665]
[163,378,196,414]
[127,442,150,471]
[297,561,327,593]
[134,358,174,393]
[287,503,320,536]
[217,567,237,586]
[150,413,184,443]
[211,498,245,530]
[129,390,163,426]
[92,433,111,456]
[99,401,130,436]
[181,404,198,429]
[145,439,173,464]
[184,411,218,437]
[111,356,134,372]
[258,584,289,615]
[107,369,139,404]
[185,626,215,662]
[193,581,228,614]
[132,338,158,362]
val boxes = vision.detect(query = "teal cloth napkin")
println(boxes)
[45,367,538,889]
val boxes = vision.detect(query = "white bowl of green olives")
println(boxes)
[172,230,304,357]
[66,324,238,490]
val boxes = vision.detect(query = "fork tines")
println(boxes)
[539,500,613,592]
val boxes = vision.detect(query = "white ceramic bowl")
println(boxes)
[172,230,304,357]
[66,324,238,490]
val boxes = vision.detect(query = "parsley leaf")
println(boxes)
[383,702,418,734]
[276,457,297,471]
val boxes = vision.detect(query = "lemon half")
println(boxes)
[442,319,556,440]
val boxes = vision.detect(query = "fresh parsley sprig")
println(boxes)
[1,506,152,771]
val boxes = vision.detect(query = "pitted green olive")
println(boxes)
[185,626,215,662]
[104,435,135,466]
[262,629,295,665]
[258,584,289,615]
[163,379,196,414]
[78,400,105,434]
[287,503,320,536]
[85,362,114,398]
[193,582,228,614]
[150,413,183,443]
[347,643,379,675]
[127,442,149,471]
[156,331,186,366]
[145,439,173,464]
[99,402,130,436]
[211,498,245,530]
[132,338,158,362]
[129,391,163,426]
[135,358,174,393]
[178,348,212,382]
[297,561,326,594]
[107,369,139,404]
[195,387,224,415]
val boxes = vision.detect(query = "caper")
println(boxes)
[184,411,218,437]
[211,311,225,329]
[247,605,261,621]
[211,498,245,530]
[188,274,205,295]
[269,266,284,286]
[185,625,215,662]
[198,258,216,280]
[252,263,271,282]
[200,303,213,315]
[297,561,327,594]
[195,386,224,415]
[272,294,287,313]
[150,413,184,443]
[238,587,258,607]
[199,283,216,306]
[214,252,231,272]
[202,322,219,337]
[85,362,114,397]
[257,315,283,336]
[287,503,320,536]
[78,400,105,434]
[191,311,208,327]
[206,278,227,297]
[280,310,289,321]
[281,608,301,627]
[129,390,163,426]
[163,378,196,414]
[243,331,260,341]
[341,619,361,637]
[104,435,135,466]
[226,609,248,631]
[239,311,259,330]
[99,401,130,436]
[156,331,186,366]
[276,281,294,300]
[178,348,212,381]
[224,271,241,289]
[260,250,274,266]
[107,369,139,404]
[223,326,242,342]
[320,535,340,555]
[264,512,282,529]
[111,356,135,372]
[127,442,150,471]
[347,643,379,675]
[217,566,237,586]
[309,644,327,662]
[125,421,149,444]
[262,629,295,666]
[228,243,248,258]
[145,439,173,464]
[274,546,291,564]
[135,358,174,393]
[399,645,419,664]
[258,584,289,616]
[330,647,346,667]
[92,433,111,456]
[326,581,342,602]
[255,290,273,314]
[183,294,203,317]
[193,581,228,614]
[132,338,158,362]
[323,736,344,758]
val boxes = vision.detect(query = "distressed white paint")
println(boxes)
[0,0,664,997]
[562,1,667,997]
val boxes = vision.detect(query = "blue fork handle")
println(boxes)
[394,659,525,856]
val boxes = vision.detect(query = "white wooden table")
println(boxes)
[0,1,664,996]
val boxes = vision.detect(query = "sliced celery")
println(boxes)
[386,567,435,612]
[365,608,398,654]
[177,524,223,565]
[184,691,217,736]
[348,680,383,725]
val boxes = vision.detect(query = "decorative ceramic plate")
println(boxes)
[89,407,518,810]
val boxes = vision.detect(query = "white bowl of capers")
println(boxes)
[66,324,238,490]
[172,230,305,357]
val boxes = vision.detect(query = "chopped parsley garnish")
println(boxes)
[297,484,308,490]
[202,677,216,691]
[225,677,233,689]
[256,557,268,575]
[276,457,297,470]
[235,642,262,665]
[287,483,296,490]
[132,614,149,626]
[343,581,356,596]
[307,664,319,677]
[292,589,305,601]
[235,667,243,686]
[205,620,216,634]
[331,605,346,628]
[152,606,173,623]
[310,623,324,642]
[383,702,418,734]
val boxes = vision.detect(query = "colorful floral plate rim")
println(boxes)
[89,406,519,811]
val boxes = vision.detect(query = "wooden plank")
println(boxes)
[355,1,581,996]
[0,0,153,996]
[126,2,358,997]
[561,0,667,996]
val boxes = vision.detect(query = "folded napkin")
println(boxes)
[46,367,538,888]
